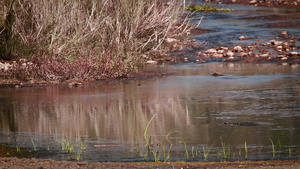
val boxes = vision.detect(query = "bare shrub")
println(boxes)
[1,0,191,81]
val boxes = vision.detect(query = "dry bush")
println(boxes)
[1,0,191,81]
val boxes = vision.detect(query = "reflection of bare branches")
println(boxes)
[1,63,299,147]
[0,82,191,144]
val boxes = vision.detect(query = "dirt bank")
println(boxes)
[0,157,299,169]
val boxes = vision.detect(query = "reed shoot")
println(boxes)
[220,137,230,160]
[162,144,172,162]
[31,140,37,152]
[143,114,157,153]
[245,141,248,159]
[269,138,276,158]
[203,142,215,161]
[183,141,189,161]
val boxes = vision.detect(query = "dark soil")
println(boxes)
[0,157,299,169]
[0,71,172,89]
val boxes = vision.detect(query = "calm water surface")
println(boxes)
[1,1,300,162]
[0,63,300,161]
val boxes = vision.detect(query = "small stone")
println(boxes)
[269,40,276,45]
[68,82,81,87]
[166,1,174,6]
[290,52,299,56]
[233,46,243,52]
[239,36,246,40]
[238,36,249,40]
[217,50,225,54]
[228,56,235,60]
[260,53,269,57]
[211,53,224,58]
[269,40,282,46]
[250,0,257,4]
[183,57,189,62]
[281,57,288,60]
[276,46,283,51]
[277,55,286,58]
[165,38,179,43]
[220,47,229,50]
[253,53,260,57]
[146,60,157,64]
[281,31,288,36]
[239,52,248,57]
[198,52,207,57]
[247,46,255,51]
[226,51,234,57]
[0,62,12,71]
[205,48,217,54]
[261,43,267,46]
[212,72,223,76]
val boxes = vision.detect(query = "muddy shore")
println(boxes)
[0,157,299,169]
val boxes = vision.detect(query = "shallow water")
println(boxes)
[1,2,300,162]
[190,2,300,49]
[0,63,300,161]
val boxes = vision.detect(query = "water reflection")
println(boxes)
[0,63,300,161]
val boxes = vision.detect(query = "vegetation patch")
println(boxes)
[186,5,233,12]
[0,0,191,83]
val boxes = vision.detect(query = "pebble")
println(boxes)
[0,62,12,71]
[281,31,288,36]
[253,53,260,57]
[212,72,223,76]
[290,52,299,56]
[269,40,283,46]
[277,55,286,58]
[260,53,269,57]
[165,38,179,43]
[226,51,234,57]
[276,46,283,51]
[239,52,248,57]
[239,36,246,40]
[247,45,256,51]
[220,47,229,50]
[233,46,243,52]
[211,53,224,58]
[205,48,217,54]
[227,56,235,60]
[198,52,208,57]
[146,60,157,64]
[217,50,225,54]
[239,36,250,40]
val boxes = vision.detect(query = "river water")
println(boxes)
[0,2,300,162]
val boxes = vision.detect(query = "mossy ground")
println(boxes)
[186,5,233,12]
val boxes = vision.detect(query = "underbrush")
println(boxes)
[0,0,191,82]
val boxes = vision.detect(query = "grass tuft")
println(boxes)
[186,5,233,12]
[0,0,191,82]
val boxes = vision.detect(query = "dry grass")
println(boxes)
[0,0,191,81]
